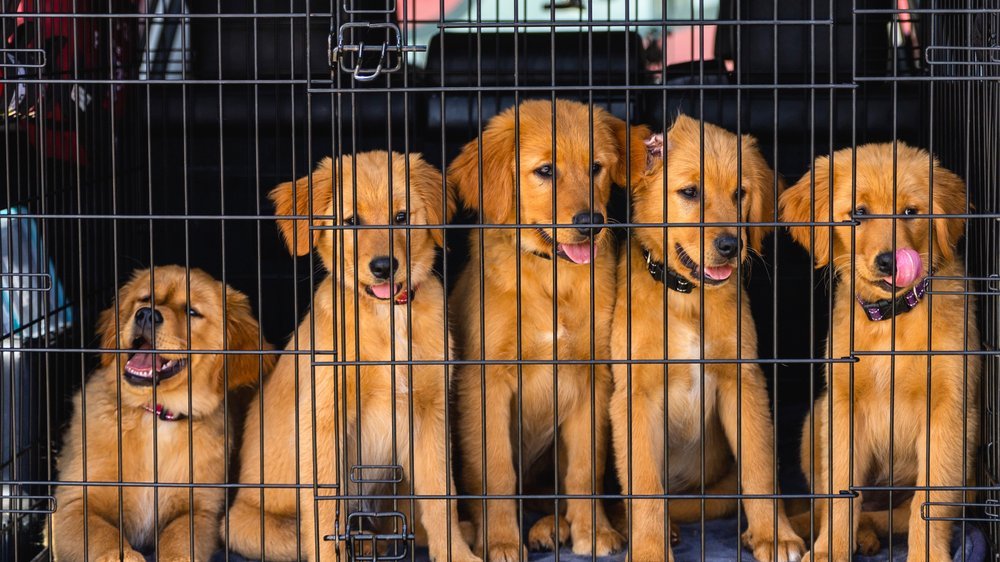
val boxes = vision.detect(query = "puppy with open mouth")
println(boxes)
[609,115,804,562]
[51,266,271,562]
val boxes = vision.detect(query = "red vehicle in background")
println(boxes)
[2,0,137,164]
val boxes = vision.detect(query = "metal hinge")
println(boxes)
[329,21,426,82]
[326,510,414,561]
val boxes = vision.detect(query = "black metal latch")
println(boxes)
[326,511,414,561]
[329,22,426,82]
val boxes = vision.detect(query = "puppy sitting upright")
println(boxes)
[781,143,979,562]
[609,115,804,562]
[52,266,270,562]
[449,99,638,561]
[228,152,478,562]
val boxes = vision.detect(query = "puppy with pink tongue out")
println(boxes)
[609,116,804,562]
[448,99,637,561]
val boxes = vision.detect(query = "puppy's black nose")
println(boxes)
[714,234,740,259]
[134,307,163,331]
[572,212,605,237]
[875,251,895,275]
[369,256,398,280]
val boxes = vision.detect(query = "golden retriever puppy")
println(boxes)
[51,266,270,562]
[449,99,638,561]
[226,151,478,562]
[781,143,979,562]
[609,114,804,562]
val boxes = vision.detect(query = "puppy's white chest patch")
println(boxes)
[676,326,717,417]
[540,321,568,343]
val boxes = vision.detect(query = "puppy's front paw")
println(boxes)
[482,541,528,562]
[742,525,805,562]
[905,549,952,562]
[570,520,625,556]
[528,514,569,551]
[856,526,880,556]
[430,544,483,562]
[625,544,673,562]
[96,548,144,562]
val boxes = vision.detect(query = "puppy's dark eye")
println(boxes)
[735,186,747,201]
[343,216,357,226]
[679,185,699,200]
[394,211,408,225]
[534,165,553,179]
[188,306,202,318]
[591,163,603,175]
[903,206,919,217]
[854,206,868,218]
[138,295,151,303]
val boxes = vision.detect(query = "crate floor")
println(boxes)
[208,517,987,562]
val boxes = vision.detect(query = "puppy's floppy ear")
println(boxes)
[780,156,833,268]
[607,115,653,189]
[97,269,148,368]
[269,157,334,256]
[929,161,967,263]
[447,109,515,223]
[742,134,782,254]
[221,285,271,391]
[407,153,453,248]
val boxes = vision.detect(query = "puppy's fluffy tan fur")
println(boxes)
[449,99,639,561]
[609,115,803,562]
[226,151,478,562]
[781,143,979,562]
[52,266,270,562]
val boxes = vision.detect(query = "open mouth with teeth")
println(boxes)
[534,228,595,264]
[675,244,734,285]
[123,336,186,386]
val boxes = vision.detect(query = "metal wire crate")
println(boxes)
[1,0,998,561]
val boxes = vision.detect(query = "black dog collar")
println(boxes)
[642,248,694,293]
[856,277,930,322]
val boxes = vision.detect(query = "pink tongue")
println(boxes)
[369,282,397,299]
[703,265,734,281]
[125,342,168,374]
[126,353,154,373]
[559,242,593,264]
[889,248,923,287]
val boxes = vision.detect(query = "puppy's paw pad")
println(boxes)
[528,514,569,551]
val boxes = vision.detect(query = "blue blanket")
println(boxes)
[207,517,987,562]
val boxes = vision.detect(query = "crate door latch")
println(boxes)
[329,22,426,82]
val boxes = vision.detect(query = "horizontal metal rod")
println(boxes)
[4,213,999,223]
[435,19,836,28]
